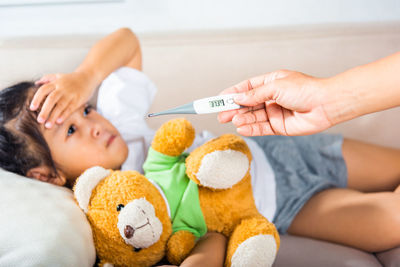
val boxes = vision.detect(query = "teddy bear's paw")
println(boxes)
[152,118,195,156]
[230,234,277,267]
[186,134,251,189]
[194,149,249,189]
[166,230,196,265]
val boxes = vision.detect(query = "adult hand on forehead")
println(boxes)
[30,71,97,128]
[217,70,333,136]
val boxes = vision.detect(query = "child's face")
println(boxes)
[41,104,129,184]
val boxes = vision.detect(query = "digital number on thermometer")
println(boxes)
[209,99,225,108]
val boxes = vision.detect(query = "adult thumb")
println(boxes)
[233,84,275,106]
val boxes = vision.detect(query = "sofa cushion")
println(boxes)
[375,246,400,267]
[273,235,382,267]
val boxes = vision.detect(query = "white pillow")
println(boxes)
[0,169,96,267]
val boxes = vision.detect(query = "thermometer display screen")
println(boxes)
[209,99,225,108]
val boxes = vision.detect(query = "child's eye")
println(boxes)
[84,105,93,116]
[67,125,76,136]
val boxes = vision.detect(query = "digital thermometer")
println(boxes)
[148,94,242,117]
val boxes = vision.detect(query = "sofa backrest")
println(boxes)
[1,22,400,147]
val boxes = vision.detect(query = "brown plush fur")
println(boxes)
[151,118,195,156]
[74,118,279,267]
[166,230,196,264]
[154,118,280,266]
[84,171,172,267]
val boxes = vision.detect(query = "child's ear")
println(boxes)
[26,166,66,186]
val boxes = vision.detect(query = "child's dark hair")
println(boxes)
[0,82,58,177]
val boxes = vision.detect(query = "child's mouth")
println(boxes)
[107,135,116,147]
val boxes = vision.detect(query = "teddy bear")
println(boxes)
[73,118,280,267]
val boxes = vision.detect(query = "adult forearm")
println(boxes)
[74,27,140,88]
[324,51,400,125]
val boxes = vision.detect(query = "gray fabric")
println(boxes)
[250,134,347,233]
[375,246,400,267]
[273,235,382,267]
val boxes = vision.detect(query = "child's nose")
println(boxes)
[91,124,101,138]
[93,129,100,137]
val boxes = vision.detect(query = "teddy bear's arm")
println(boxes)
[151,118,195,157]
[166,230,196,265]
[185,134,252,190]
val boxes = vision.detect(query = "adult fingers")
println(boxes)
[236,122,276,136]
[218,79,255,96]
[217,80,261,123]
[217,107,250,123]
[218,78,266,123]
[37,91,63,126]
[236,102,289,136]
[34,74,58,85]
[216,82,247,123]
[217,104,264,123]
[233,70,292,106]
[217,109,240,123]
[232,108,268,127]
[30,83,55,112]
[233,82,277,107]
[34,80,50,86]
[54,103,75,125]
[265,102,287,135]
[44,98,71,128]
[218,71,290,123]
[225,72,279,95]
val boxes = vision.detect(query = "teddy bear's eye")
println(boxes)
[116,204,125,212]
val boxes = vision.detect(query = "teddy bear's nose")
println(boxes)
[124,225,135,239]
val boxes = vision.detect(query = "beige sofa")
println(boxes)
[1,22,400,266]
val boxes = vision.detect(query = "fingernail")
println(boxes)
[234,93,245,102]
[45,122,52,128]
[37,117,45,123]
[237,126,249,136]
[217,114,226,124]
[56,118,63,124]
[232,115,243,125]
[30,104,37,110]
[237,127,245,135]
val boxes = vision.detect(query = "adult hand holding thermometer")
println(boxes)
[148,94,242,117]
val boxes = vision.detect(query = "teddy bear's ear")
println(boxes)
[73,166,111,213]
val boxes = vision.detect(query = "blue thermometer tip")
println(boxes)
[147,102,196,117]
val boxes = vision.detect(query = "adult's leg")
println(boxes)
[342,138,400,192]
[287,188,400,252]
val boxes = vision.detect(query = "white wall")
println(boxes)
[0,0,399,38]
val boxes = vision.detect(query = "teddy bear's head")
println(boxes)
[74,166,172,267]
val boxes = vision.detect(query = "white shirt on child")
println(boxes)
[96,67,276,221]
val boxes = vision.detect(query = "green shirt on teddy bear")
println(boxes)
[143,147,207,238]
